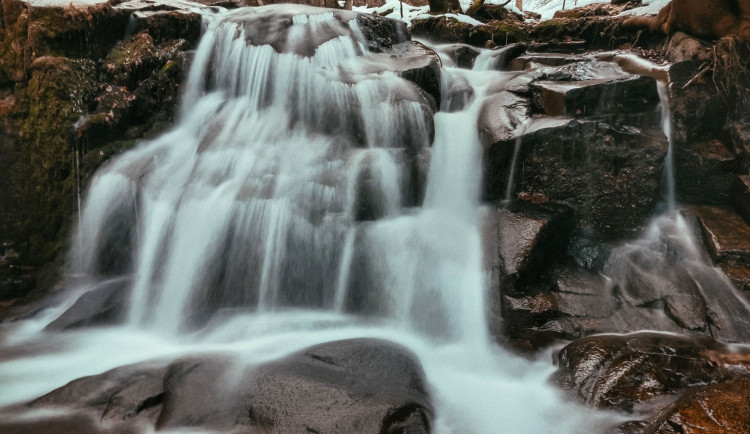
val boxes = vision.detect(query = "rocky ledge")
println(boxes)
[0,338,432,433]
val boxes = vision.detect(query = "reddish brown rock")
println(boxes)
[554,332,750,412]
[643,376,750,433]
[688,205,750,267]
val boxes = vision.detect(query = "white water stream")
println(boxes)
[1,6,624,433]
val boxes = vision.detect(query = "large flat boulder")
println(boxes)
[12,338,431,434]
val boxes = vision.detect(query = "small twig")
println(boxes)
[682,62,711,90]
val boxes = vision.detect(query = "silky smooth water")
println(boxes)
[0,6,624,432]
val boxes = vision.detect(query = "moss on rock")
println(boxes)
[14,56,97,264]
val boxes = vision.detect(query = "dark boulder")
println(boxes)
[31,361,168,424]
[675,139,739,205]
[44,278,132,331]
[667,74,728,145]
[389,41,443,108]
[239,339,431,434]
[156,339,432,433]
[14,339,431,433]
[494,201,575,281]
[439,43,481,69]
[529,75,660,118]
[482,116,667,238]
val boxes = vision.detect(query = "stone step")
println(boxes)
[686,205,750,268]
[530,75,659,117]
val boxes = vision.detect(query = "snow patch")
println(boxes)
[25,0,108,6]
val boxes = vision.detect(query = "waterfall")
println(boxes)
[601,78,750,343]
[0,7,614,433]
[657,81,676,211]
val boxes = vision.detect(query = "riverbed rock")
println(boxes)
[236,339,431,434]
[388,41,442,108]
[554,333,750,412]
[18,338,431,433]
[31,360,168,424]
[438,43,480,69]
[44,278,131,331]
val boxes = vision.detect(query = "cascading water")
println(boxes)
[601,79,750,343]
[0,6,619,433]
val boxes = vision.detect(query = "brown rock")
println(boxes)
[494,201,575,279]
[554,332,750,412]
[643,376,750,433]
[688,205,750,267]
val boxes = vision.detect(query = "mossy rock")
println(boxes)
[0,0,30,83]
[26,2,129,61]
[411,16,476,44]
[530,17,645,50]
[15,56,97,264]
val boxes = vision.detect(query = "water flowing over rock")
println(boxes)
[4,2,750,433]
[7,339,430,434]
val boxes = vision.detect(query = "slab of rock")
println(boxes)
[44,277,131,331]
[14,339,431,434]
[554,332,750,412]
[437,43,480,69]
[675,139,738,205]
[530,75,660,118]
[493,201,575,280]
[31,360,168,424]
[482,117,668,238]
[688,205,750,267]
[642,376,750,433]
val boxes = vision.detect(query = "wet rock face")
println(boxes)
[554,333,746,411]
[44,278,131,331]
[478,52,667,239]
[641,376,750,433]
[0,2,441,303]
[483,118,667,239]
[14,339,431,434]
[554,333,750,432]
